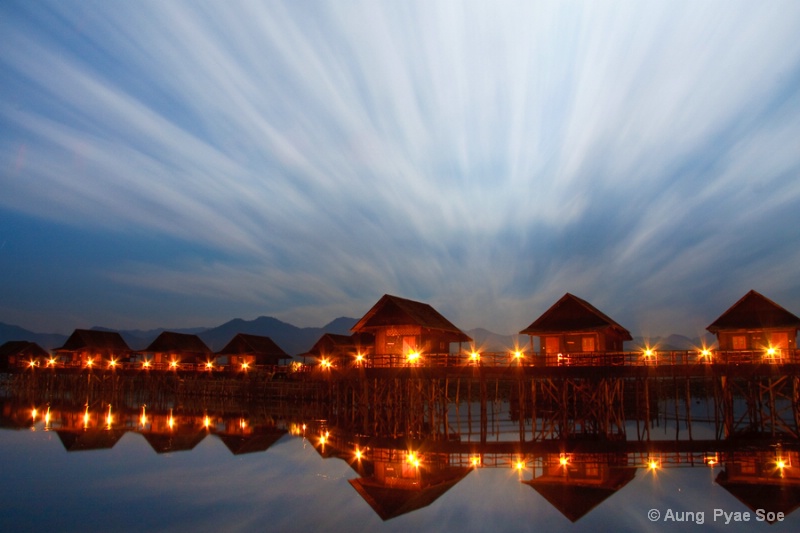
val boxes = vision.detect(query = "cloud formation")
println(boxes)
[2,1,800,335]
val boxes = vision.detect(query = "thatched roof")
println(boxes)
[716,469,800,522]
[524,467,637,522]
[216,428,287,455]
[55,329,131,355]
[519,293,632,340]
[707,290,800,333]
[142,431,208,454]
[352,295,471,343]
[216,333,290,364]
[349,466,473,521]
[57,429,128,452]
[304,332,373,358]
[142,331,213,357]
[1,341,49,369]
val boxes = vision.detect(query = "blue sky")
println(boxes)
[2,1,800,336]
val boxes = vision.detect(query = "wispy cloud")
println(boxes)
[2,1,800,333]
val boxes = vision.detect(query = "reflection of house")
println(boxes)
[140,332,214,367]
[716,450,800,522]
[215,333,291,369]
[54,329,131,367]
[0,400,34,429]
[57,429,128,452]
[707,290,800,356]
[0,341,49,370]
[351,295,471,366]
[303,333,374,367]
[520,293,632,364]
[523,453,636,522]
[348,449,473,521]
[216,423,288,455]
[140,411,208,453]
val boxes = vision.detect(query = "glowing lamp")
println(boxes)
[83,409,90,428]
[205,361,214,370]
[355,449,363,461]
[470,456,481,467]
[48,358,56,367]
[407,351,420,364]
[142,360,151,369]
[515,461,525,471]
[643,349,654,358]
[28,360,36,368]
[777,459,787,470]
[767,347,777,357]
[355,353,364,365]
[241,361,250,371]
[109,359,117,369]
[169,360,178,369]
[203,415,211,429]
[320,358,332,369]
[513,350,523,360]
[86,359,94,368]
[648,459,659,470]
[31,408,38,421]
[559,455,569,466]
[469,351,480,362]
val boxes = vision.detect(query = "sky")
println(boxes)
[2,0,800,337]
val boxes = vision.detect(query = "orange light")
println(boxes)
[320,358,332,369]
[205,361,214,370]
[109,359,117,368]
[470,456,481,467]
[767,347,777,357]
[777,459,788,470]
[355,353,364,365]
[700,348,711,358]
[241,361,250,371]
[319,434,327,445]
[239,418,247,430]
[83,407,90,428]
[407,351,420,364]
[355,449,363,461]
[513,350,523,360]
[44,407,51,427]
[469,351,480,362]
[559,455,569,466]
[169,360,178,369]
[515,461,525,471]
[106,405,113,428]
[86,359,94,368]
[167,410,175,430]
[47,358,57,367]
[28,360,37,368]
[648,459,659,470]
[142,360,151,369]
[643,349,654,358]
[31,407,38,421]
[203,415,211,429]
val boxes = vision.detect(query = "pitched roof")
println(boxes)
[524,468,637,522]
[519,293,632,340]
[216,334,290,359]
[707,290,800,333]
[57,429,128,452]
[716,470,800,522]
[352,294,472,342]
[348,466,473,521]
[304,332,373,357]
[55,329,131,354]
[216,429,287,455]
[143,331,213,356]
[0,340,49,359]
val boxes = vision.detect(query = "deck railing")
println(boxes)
[11,348,800,373]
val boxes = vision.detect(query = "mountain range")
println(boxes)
[2,317,714,358]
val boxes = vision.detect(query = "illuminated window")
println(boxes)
[581,337,596,352]
[771,332,789,349]
[545,337,560,354]
[732,335,747,350]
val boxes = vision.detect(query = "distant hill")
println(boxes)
[466,328,533,352]
[629,334,717,351]
[0,322,67,350]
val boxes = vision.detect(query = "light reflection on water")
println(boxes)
[1,415,798,532]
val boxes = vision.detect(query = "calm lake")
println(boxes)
[1,378,799,533]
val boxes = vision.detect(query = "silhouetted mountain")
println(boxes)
[0,322,67,350]
[197,316,358,355]
[629,333,716,351]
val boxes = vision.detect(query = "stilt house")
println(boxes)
[216,333,291,370]
[54,329,131,367]
[0,340,50,370]
[519,293,632,365]
[707,290,800,362]
[140,331,215,369]
[351,294,471,367]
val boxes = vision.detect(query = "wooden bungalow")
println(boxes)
[523,453,637,522]
[707,290,800,362]
[303,332,374,368]
[0,340,50,370]
[215,333,291,370]
[54,329,132,368]
[139,410,209,453]
[716,450,800,522]
[351,294,472,367]
[216,422,288,455]
[519,293,632,366]
[346,448,473,521]
[140,331,215,369]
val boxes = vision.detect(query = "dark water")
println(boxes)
[1,386,799,532]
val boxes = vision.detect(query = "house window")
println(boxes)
[732,335,747,350]
[582,336,596,352]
